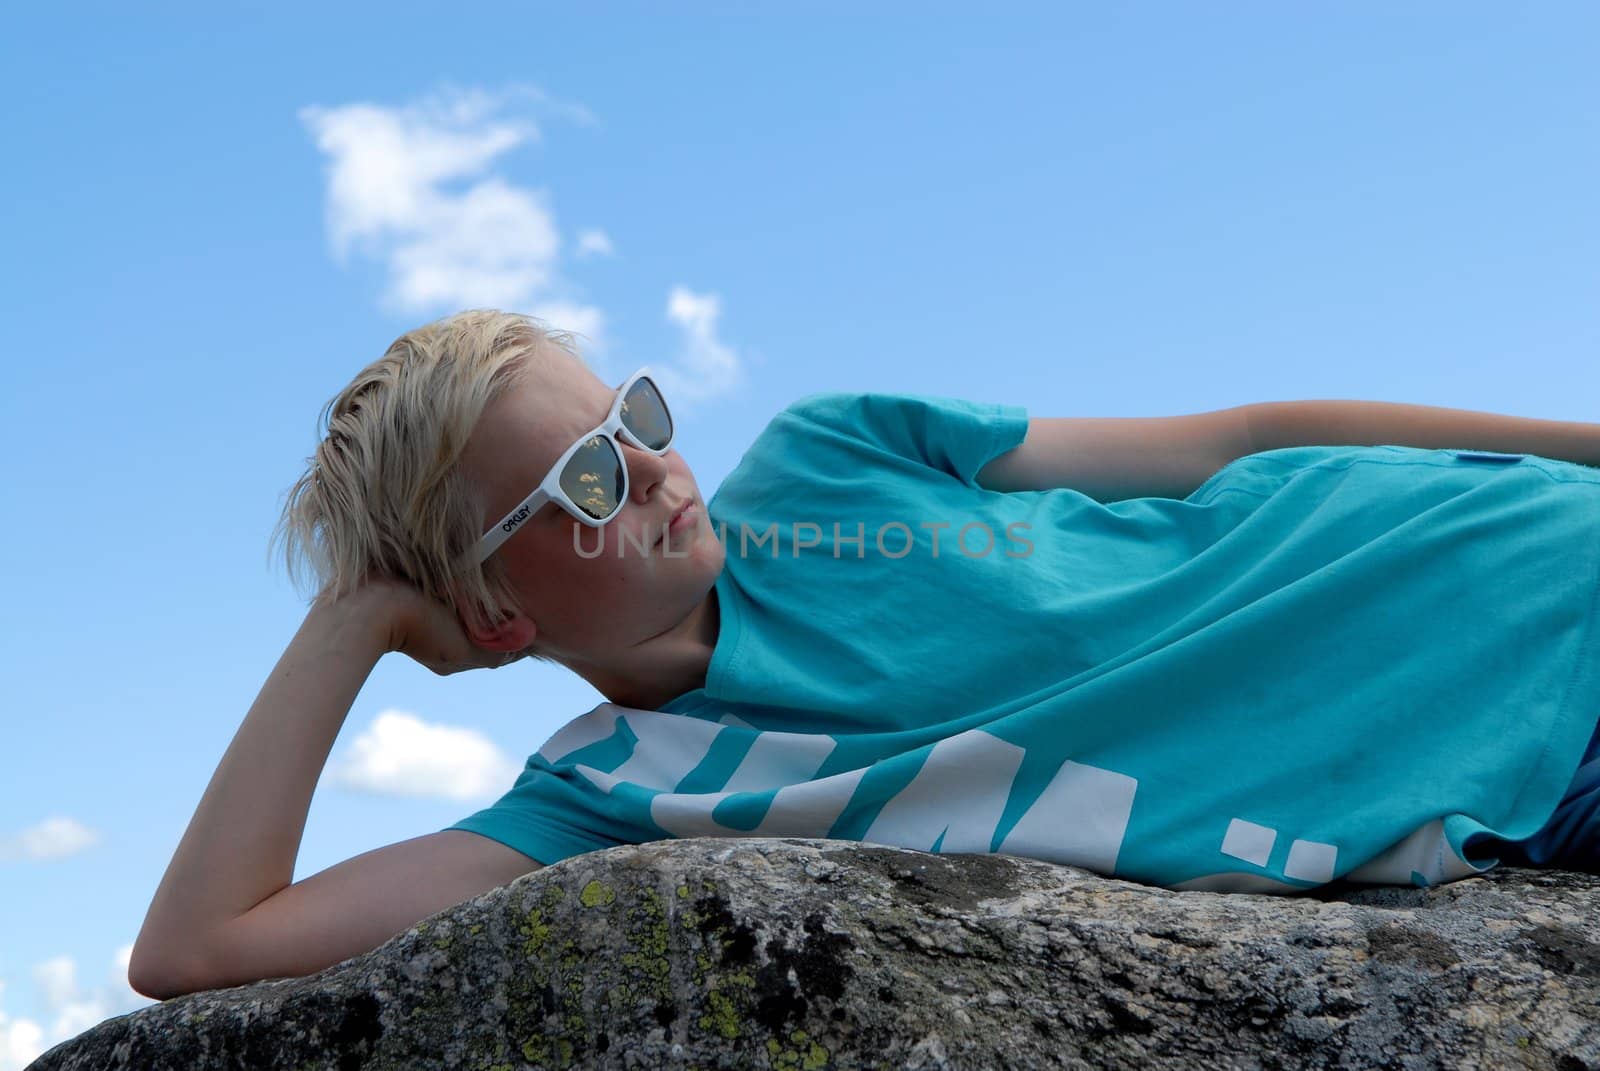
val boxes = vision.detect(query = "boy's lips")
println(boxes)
[657,499,693,544]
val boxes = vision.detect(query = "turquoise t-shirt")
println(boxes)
[445,391,1600,894]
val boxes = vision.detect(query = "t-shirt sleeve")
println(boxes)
[441,756,632,867]
[782,391,1030,489]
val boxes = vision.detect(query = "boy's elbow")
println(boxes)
[127,941,212,1001]
[128,969,185,1002]
[127,949,180,1001]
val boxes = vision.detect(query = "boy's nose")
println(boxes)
[621,441,669,500]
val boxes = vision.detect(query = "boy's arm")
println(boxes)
[127,590,541,1000]
[1246,399,1600,467]
[975,404,1258,502]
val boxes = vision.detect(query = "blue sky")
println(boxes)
[2,2,1597,1061]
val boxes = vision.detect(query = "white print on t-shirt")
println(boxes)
[537,704,1484,894]
[546,707,1131,863]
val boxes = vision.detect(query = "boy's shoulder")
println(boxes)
[777,390,923,428]
[753,392,867,443]
[780,390,862,419]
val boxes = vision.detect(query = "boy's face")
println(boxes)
[457,349,724,660]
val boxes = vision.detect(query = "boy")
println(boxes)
[129,309,1600,1000]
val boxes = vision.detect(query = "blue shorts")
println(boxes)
[1469,713,1600,872]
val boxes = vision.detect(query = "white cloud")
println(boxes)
[329,710,522,800]
[0,1015,44,1071]
[574,228,614,258]
[0,976,45,1071]
[30,959,74,1011]
[33,958,103,1041]
[298,84,607,338]
[300,83,747,408]
[0,817,99,862]
[0,946,152,1070]
[649,286,745,411]
[532,300,606,354]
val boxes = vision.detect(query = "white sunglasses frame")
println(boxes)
[470,366,673,566]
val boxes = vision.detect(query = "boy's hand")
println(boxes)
[337,578,524,676]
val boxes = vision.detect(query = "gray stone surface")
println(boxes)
[28,837,1600,1069]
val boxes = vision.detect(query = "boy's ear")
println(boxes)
[449,580,541,653]
[472,617,539,655]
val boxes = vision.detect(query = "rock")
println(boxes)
[28,837,1600,1069]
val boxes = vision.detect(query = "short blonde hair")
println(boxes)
[269,308,589,665]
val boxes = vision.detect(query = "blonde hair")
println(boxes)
[269,308,590,665]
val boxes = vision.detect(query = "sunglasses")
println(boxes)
[471,366,675,566]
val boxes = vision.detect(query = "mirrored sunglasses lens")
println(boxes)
[620,378,673,451]
[559,435,625,520]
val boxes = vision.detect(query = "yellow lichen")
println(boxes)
[767,1037,833,1071]
[520,908,550,955]
[581,880,616,907]
[698,987,742,1039]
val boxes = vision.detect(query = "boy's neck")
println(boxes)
[573,585,721,711]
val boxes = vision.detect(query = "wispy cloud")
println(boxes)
[653,285,745,409]
[299,82,745,408]
[298,84,603,332]
[329,710,523,801]
[574,228,614,259]
[0,817,99,862]
[0,945,150,1070]
[0,980,44,1071]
